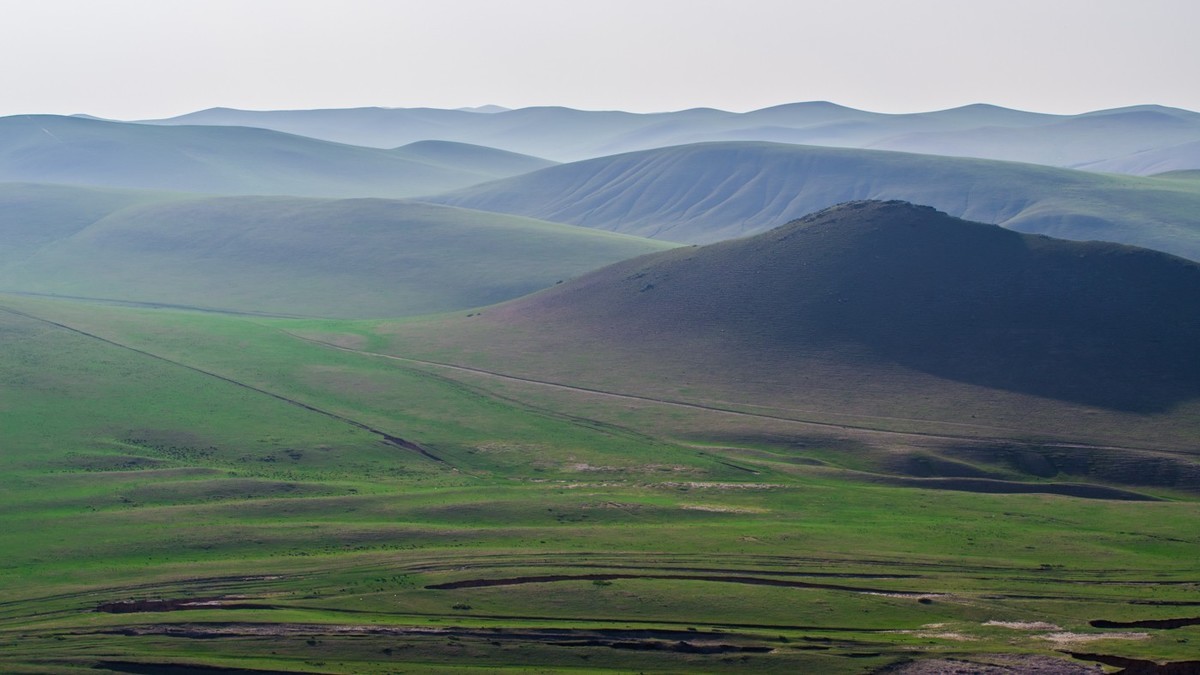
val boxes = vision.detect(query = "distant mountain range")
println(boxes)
[4,107,1200,268]
[0,114,553,198]
[137,102,1200,172]
[429,141,1200,260]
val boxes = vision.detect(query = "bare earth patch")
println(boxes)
[653,481,787,490]
[294,331,367,350]
[1037,631,1150,645]
[680,504,768,513]
[984,620,1063,630]
[878,654,1103,674]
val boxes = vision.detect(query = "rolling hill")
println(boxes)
[0,188,675,317]
[870,106,1200,173]
[0,182,179,265]
[142,102,1200,172]
[375,201,1200,449]
[0,115,551,197]
[392,139,556,176]
[427,141,1200,259]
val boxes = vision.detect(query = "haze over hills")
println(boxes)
[139,102,1200,172]
[0,114,552,197]
[428,141,1200,260]
[0,182,178,266]
[869,106,1200,173]
[0,187,674,317]
[378,201,1200,448]
[6,85,1200,671]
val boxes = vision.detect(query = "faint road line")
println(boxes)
[0,304,445,464]
[283,331,1145,453]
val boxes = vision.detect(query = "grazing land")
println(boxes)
[1,203,1197,673]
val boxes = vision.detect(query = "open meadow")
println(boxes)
[1,289,1196,673]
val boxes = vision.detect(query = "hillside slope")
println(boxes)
[376,201,1200,447]
[0,192,675,317]
[428,141,1200,259]
[391,140,557,177]
[0,115,546,197]
[0,182,177,265]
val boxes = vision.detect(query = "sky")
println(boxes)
[0,0,1196,119]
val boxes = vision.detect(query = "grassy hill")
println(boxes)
[143,102,1200,172]
[0,182,179,265]
[427,141,1200,259]
[371,201,1200,450]
[0,187,675,317]
[0,114,549,197]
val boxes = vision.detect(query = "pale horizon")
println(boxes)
[1,0,1196,120]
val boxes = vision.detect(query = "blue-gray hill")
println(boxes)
[0,187,674,317]
[0,115,546,197]
[427,141,1200,260]
[142,102,1200,173]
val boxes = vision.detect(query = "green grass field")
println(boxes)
[1,294,1197,673]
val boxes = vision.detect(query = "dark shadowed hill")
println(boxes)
[379,202,1200,444]
[0,115,545,197]
[426,141,1200,260]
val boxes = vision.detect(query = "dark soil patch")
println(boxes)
[555,639,770,653]
[94,662,311,675]
[92,623,778,655]
[538,562,923,580]
[425,572,926,595]
[1090,617,1200,629]
[871,476,1161,501]
[96,598,274,614]
[1132,601,1200,606]
[1066,652,1200,674]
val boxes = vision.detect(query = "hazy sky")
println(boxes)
[1,0,1196,119]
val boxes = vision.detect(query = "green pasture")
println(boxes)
[0,295,1196,673]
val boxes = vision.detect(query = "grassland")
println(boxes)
[1,293,1197,673]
